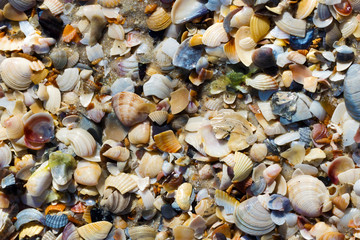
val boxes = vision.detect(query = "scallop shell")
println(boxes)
[143,74,176,99]
[215,189,239,215]
[97,0,120,7]
[3,115,24,139]
[170,87,190,114]
[146,7,171,32]
[50,49,67,69]
[154,130,182,153]
[14,208,45,230]
[175,182,193,211]
[8,0,35,11]
[250,14,270,43]
[25,161,52,196]
[45,214,68,228]
[0,57,32,90]
[295,0,317,19]
[149,110,168,125]
[42,0,64,15]
[128,226,156,240]
[275,12,306,37]
[138,152,164,178]
[105,173,137,194]
[234,196,275,236]
[103,146,130,161]
[74,161,101,186]
[230,6,253,29]
[202,22,229,47]
[232,152,253,182]
[112,92,152,127]
[287,175,330,217]
[19,222,44,239]
[56,128,96,158]
[56,68,80,92]
[128,121,150,145]
[245,74,279,91]
[100,188,131,214]
[78,221,112,240]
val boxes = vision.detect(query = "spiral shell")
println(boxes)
[287,175,330,217]
[0,57,32,90]
[78,221,112,240]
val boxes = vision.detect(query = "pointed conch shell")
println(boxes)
[250,14,270,43]
[78,221,112,240]
[103,146,130,161]
[128,226,156,240]
[128,121,150,145]
[287,175,330,217]
[295,0,317,19]
[112,92,152,127]
[146,7,172,32]
[56,128,96,157]
[154,130,182,153]
[245,74,279,91]
[202,22,229,47]
[149,110,168,125]
[56,68,80,91]
[105,173,137,194]
[232,152,253,182]
[0,57,32,90]
[138,152,164,178]
[275,12,306,37]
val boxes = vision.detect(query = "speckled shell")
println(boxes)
[0,57,32,90]
[287,175,330,217]
[77,221,112,240]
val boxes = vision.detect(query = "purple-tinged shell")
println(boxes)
[270,210,286,225]
[45,214,68,228]
[268,194,292,212]
[24,112,54,144]
[62,222,80,240]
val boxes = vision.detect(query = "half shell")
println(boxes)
[0,57,32,90]
[77,221,112,240]
[232,152,253,182]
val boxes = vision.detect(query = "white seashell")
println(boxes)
[66,51,79,68]
[170,0,208,24]
[143,74,177,99]
[185,116,205,132]
[0,35,24,51]
[80,92,94,108]
[74,160,101,186]
[202,23,229,47]
[313,9,333,28]
[338,168,360,184]
[160,37,180,59]
[25,161,52,196]
[42,0,64,15]
[232,152,253,182]
[110,40,130,56]
[108,23,124,40]
[138,152,164,178]
[103,146,130,162]
[0,143,12,168]
[340,16,357,39]
[105,173,138,194]
[331,102,351,124]
[275,12,306,37]
[354,180,360,196]
[230,6,253,28]
[245,74,278,91]
[29,60,45,71]
[257,101,276,121]
[343,119,359,147]
[3,115,24,140]
[44,85,61,114]
[86,43,104,62]
[128,121,150,145]
[249,143,267,162]
[199,124,230,158]
[56,68,80,92]
[274,132,300,146]
[139,189,155,210]
[19,21,35,36]
[309,100,326,121]
[0,57,32,91]
[56,128,96,158]
[280,143,305,165]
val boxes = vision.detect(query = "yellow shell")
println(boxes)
[170,87,190,114]
[78,221,113,240]
[173,225,194,240]
[175,182,193,211]
[224,39,239,64]
[105,173,137,194]
[19,222,44,239]
[149,110,168,125]
[146,7,172,32]
[128,226,156,240]
[103,146,130,161]
[154,130,182,153]
[250,14,270,43]
[97,0,121,8]
[215,189,239,214]
[74,161,102,186]
[202,22,229,47]
[295,0,317,20]
[234,26,255,67]
[232,152,253,182]
[138,152,164,178]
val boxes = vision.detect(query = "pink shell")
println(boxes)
[24,112,54,144]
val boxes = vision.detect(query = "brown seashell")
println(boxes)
[334,0,352,16]
[170,87,190,114]
[146,7,171,32]
[154,130,182,153]
[138,152,164,178]
[78,221,113,240]
[3,3,27,21]
[128,121,150,145]
[100,188,131,214]
[250,14,270,43]
[224,39,239,64]
[103,146,130,161]
[112,92,153,127]
[318,232,345,240]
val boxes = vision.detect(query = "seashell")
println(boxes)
[50,49,67,69]
[62,222,80,240]
[146,7,171,32]
[287,175,330,217]
[44,85,61,114]
[0,34,24,51]
[344,64,360,121]
[232,152,253,182]
[19,222,44,239]
[112,92,152,127]
[275,12,306,37]
[128,226,156,240]
[3,115,24,140]
[328,156,354,184]
[171,0,208,24]
[252,47,276,69]
[38,9,63,39]
[0,57,32,90]
[56,128,96,157]
[295,0,317,19]
[8,0,35,11]
[103,146,130,162]
[263,164,282,184]
[245,73,278,91]
[170,87,190,114]
[215,189,239,215]
[14,208,45,230]
[334,0,352,16]
[108,23,124,40]
[128,121,150,145]
[42,0,64,16]
[105,173,137,194]
[62,24,78,43]
[138,152,164,178]
[224,39,239,64]
[144,74,177,99]
[0,210,15,239]
[250,14,270,43]
[318,232,345,240]
[249,143,267,162]
[78,221,113,240]
[86,44,104,62]
[234,26,256,67]
[42,230,56,240]
[74,161,101,186]
[274,132,300,146]
[202,22,229,47]
[338,168,360,184]
[175,182,193,211]
[340,16,357,38]
[173,38,203,70]
[154,130,182,153]
[24,112,54,146]
[48,151,76,186]
[280,143,305,165]
[149,110,168,125]
[1,173,15,189]
[25,161,52,196]
[97,0,120,7]
[229,6,253,29]
[234,196,275,236]
[100,188,131,214]
[56,68,80,91]
[45,214,68,228]
[173,225,194,240]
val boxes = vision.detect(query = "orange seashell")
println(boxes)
[154,130,182,153]
[71,201,87,213]
[62,24,78,43]
[45,203,66,215]
[170,87,190,114]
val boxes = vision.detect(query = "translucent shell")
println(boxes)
[154,130,182,153]
[0,57,32,91]
[232,152,253,182]
[77,221,113,240]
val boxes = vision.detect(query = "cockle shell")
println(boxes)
[74,161,101,186]
[138,152,164,178]
[108,23,125,40]
[8,0,35,11]
[146,7,171,32]
[128,226,156,240]
[112,92,152,127]
[100,188,131,214]
[105,173,137,194]
[234,196,275,236]
[175,182,193,211]
[340,16,357,39]
[245,74,279,91]
[25,161,52,196]
[202,22,229,47]
[154,130,182,153]
[3,115,24,140]
[78,221,112,240]
[128,121,150,145]
[250,14,270,43]
[149,110,168,125]
[45,214,68,228]
[232,152,253,182]
[287,175,330,217]
[56,68,80,91]
[19,222,44,239]
[103,146,130,161]
[0,57,32,90]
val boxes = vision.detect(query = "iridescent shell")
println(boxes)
[24,112,54,145]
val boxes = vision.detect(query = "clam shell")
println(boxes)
[100,188,131,214]
[0,57,32,90]
[232,152,253,182]
[24,112,54,145]
[97,0,120,7]
[149,110,168,125]
[328,156,355,184]
[86,43,104,62]
[25,161,52,196]
[175,183,193,211]
[128,226,156,240]
[154,130,182,153]
[78,221,112,240]
[340,16,357,38]
[338,168,360,184]
[42,0,64,15]
[202,22,229,47]
[287,175,330,217]
[138,152,164,178]
[234,196,275,236]
[171,0,208,24]
[344,64,360,121]
[3,3,28,21]
[44,85,61,114]
[62,222,80,240]
[42,230,56,240]
[56,68,80,91]
[173,225,194,240]
[215,189,239,215]
[275,12,306,37]
[295,0,317,19]
[170,87,190,114]
[108,23,125,40]
[103,146,130,161]
[128,121,150,145]
[245,74,279,91]
[45,214,68,228]
[3,115,24,139]
[234,26,256,67]
[143,74,176,99]
[112,92,152,127]
[229,6,253,29]
[224,39,239,64]
[280,143,305,165]
[49,49,67,69]
[8,0,35,11]
[105,173,137,194]
[146,7,171,32]
[14,208,45,230]
[74,161,101,186]
[250,14,270,43]
[19,222,44,239]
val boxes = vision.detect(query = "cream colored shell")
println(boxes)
[0,57,33,91]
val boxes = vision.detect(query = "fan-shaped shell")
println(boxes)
[56,68,80,91]
[128,226,156,240]
[275,12,306,37]
[146,7,171,32]
[78,221,112,240]
[232,152,253,182]
[14,208,45,230]
[0,57,32,90]
[112,92,152,127]
[149,110,168,125]
[246,74,279,91]
[105,173,137,194]
[56,128,96,157]
[100,188,131,214]
[62,222,80,240]
[287,175,330,217]
[74,161,101,186]
[234,196,275,236]
[215,189,239,215]
[170,0,208,24]
[138,152,164,178]
[8,0,35,11]
[103,146,130,161]
[154,130,182,153]
[202,22,229,47]
[45,214,68,228]
[250,14,270,43]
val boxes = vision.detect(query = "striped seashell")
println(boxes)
[29,60,45,71]
[250,14,270,43]
[0,35,23,51]
[56,68,79,92]
[128,121,150,145]
[149,110,168,125]
[215,189,239,214]
[42,230,56,240]
[232,152,253,182]
[103,146,130,161]
[338,168,360,184]
[105,173,137,194]
[202,22,229,47]
[112,92,152,127]
[42,0,64,15]
[19,222,44,239]
[224,39,239,64]
[245,74,279,91]
[14,208,45,230]
[3,3,28,21]
[66,50,79,68]
[78,221,113,240]
[62,222,80,240]
[0,57,32,90]
[340,16,358,39]
[203,97,223,110]
[3,115,24,139]
[128,226,156,240]
[146,7,172,32]
[275,12,306,37]
[0,210,15,239]
[8,0,35,11]
[154,130,182,153]
[100,188,131,214]
[44,85,61,114]
[45,214,68,228]
[138,152,164,178]
[74,161,101,186]
[1,174,15,189]
[97,0,121,8]
[56,128,96,158]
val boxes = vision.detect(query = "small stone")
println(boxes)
[161,204,178,220]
